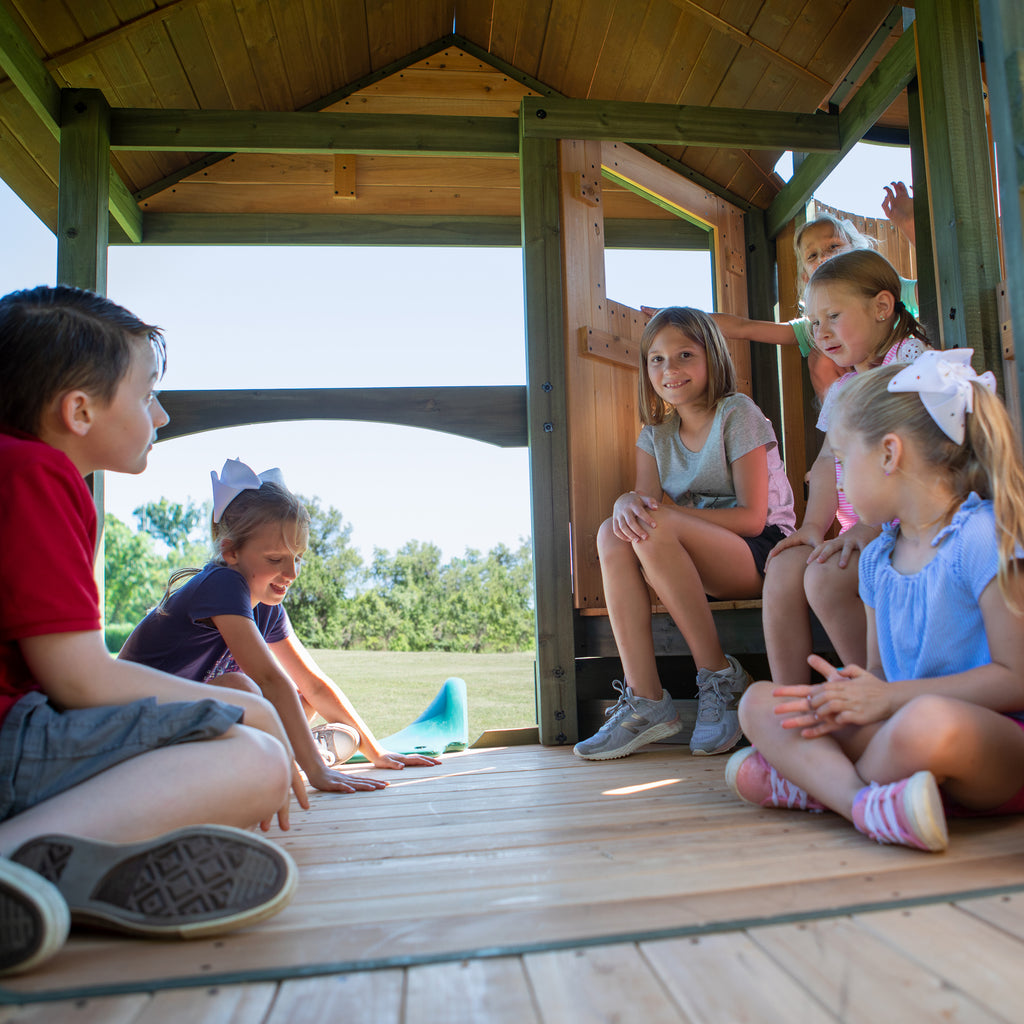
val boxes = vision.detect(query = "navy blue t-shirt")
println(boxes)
[119,563,291,682]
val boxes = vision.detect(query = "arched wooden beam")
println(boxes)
[157,386,528,448]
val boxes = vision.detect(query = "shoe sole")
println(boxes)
[0,859,70,976]
[574,719,682,760]
[12,825,297,940]
[904,771,949,852]
[723,746,756,800]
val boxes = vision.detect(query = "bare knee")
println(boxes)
[225,725,291,809]
[763,547,810,606]
[884,696,966,763]
[597,517,631,560]
[213,671,262,696]
[804,554,859,611]
[738,679,777,737]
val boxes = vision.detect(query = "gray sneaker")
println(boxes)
[689,654,752,756]
[574,680,682,760]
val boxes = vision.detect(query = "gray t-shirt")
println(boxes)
[637,392,796,535]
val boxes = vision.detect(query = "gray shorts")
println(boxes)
[0,691,244,823]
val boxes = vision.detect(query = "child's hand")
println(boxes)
[306,766,389,793]
[806,522,878,569]
[773,655,893,738]
[770,683,836,736]
[612,491,659,542]
[881,181,915,243]
[260,761,307,832]
[370,751,442,769]
[764,524,822,565]
[805,655,893,728]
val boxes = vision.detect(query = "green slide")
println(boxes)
[347,677,468,762]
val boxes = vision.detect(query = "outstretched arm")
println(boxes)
[270,633,441,769]
[641,306,799,347]
[211,615,390,792]
[710,313,799,347]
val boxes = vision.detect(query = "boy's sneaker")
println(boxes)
[0,858,70,976]
[574,680,681,760]
[852,771,948,852]
[11,825,298,939]
[690,654,752,756]
[313,723,360,767]
[725,747,826,812]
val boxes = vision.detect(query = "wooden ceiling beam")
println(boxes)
[0,5,141,242]
[108,164,142,242]
[156,386,529,448]
[110,109,520,156]
[765,26,916,238]
[0,1,59,136]
[519,97,840,152]
[130,213,710,250]
[134,35,463,202]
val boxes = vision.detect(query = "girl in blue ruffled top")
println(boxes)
[727,349,1024,851]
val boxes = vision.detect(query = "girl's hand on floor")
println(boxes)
[612,492,659,542]
[306,766,389,793]
[370,752,442,769]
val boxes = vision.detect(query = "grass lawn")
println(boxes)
[310,649,537,743]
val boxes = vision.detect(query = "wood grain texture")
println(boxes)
[5,744,1024,1016]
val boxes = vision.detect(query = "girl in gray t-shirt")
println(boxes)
[574,308,795,763]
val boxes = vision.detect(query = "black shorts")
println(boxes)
[742,524,787,576]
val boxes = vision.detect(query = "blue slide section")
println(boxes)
[348,677,468,761]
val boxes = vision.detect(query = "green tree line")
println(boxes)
[104,498,535,654]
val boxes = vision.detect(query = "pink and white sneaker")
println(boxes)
[852,771,948,852]
[725,747,826,812]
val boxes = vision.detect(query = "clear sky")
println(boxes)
[0,142,911,561]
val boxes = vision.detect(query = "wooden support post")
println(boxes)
[57,87,111,597]
[914,1,1002,377]
[57,89,111,290]
[519,127,578,746]
[743,209,780,430]
[906,77,939,344]
[978,0,1024,427]
[742,209,806,521]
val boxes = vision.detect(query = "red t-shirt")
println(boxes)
[0,431,101,726]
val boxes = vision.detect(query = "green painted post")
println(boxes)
[57,87,112,605]
[914,1,1002,376]
[57,89,111,291]
[978,0,1024,425]
[906,77,940,346]
[519,123,578,747]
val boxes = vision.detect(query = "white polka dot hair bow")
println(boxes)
[887,348,997,445]
[211,458,288,523]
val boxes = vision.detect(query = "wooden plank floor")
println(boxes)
[3,744,1024,1021]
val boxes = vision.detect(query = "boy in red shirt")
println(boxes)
[0,286,304,976]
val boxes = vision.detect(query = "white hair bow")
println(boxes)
[887,348,997,444]
[211,458,288,523]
